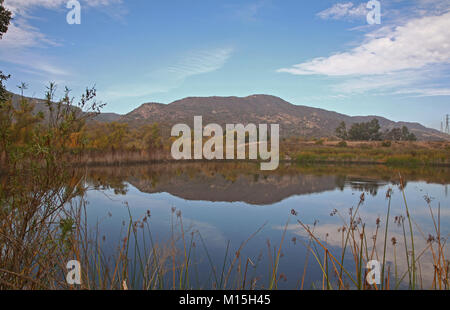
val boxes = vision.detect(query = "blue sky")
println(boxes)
[0,0,449,129]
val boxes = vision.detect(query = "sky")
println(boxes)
[0,0,449,130]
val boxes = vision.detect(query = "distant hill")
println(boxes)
[7,92,448,140]
[8,92,122,123]
[119,95,449,141]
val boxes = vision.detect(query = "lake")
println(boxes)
[79,162,450,289]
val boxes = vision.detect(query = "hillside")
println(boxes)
[8,92,122,123]
[119,95,448,141]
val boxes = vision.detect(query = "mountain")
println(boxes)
[6,92,448,140]
[119,95,448,141]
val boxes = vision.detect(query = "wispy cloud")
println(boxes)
[0,0,125,79]
[3,0,125,49]
[234,0,270,22]
[0,19,60,49]
[395,88,450,97]
[103,46,234,101]
[317,2,367,21]
[167,47,234,80]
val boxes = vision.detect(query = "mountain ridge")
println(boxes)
[7,92,448,141]
[119,94,448,141]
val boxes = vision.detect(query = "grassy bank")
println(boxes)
[284,140,450,166]
[53,140,450,168]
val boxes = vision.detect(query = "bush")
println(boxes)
[315,139,325,145]
[337,141,347,147]
[382,140,392,147]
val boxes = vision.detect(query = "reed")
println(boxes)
[292,177,449,290]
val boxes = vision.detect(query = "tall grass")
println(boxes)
[293,176,449,290]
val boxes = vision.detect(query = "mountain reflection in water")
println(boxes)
[83,162,449,205]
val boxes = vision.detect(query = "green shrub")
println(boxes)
[382,140,392,147]
[314,139,325,145]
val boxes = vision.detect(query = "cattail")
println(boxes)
[386,188,392,199]
[360,192,365,203]
[391,237,397,245]
[423,195,432,204]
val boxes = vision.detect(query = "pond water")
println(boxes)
[80,162,450,289]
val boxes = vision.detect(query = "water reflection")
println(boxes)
[80,163,450,289]
[83,162,450,205]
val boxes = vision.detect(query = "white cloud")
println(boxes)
[280,4,450,97]
[278,11,450,76]
[317,2,367,21]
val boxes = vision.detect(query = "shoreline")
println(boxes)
[72,158,450,168]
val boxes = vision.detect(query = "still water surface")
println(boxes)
[81,163,449,289]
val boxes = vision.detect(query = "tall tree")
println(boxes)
[0,0,11,39]
[0,0,12,102]
[335,121,348,140]
[348,119,382,141]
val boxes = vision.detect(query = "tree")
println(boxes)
[335,121,348,140]
[348,119,382,141]
[17,82,29,97]
[0,71,9,103]
[384,128,402,141]
[0,0,11,39]
[367,119,382,141]
[143,123,162,152]
[383,126,417,141]
[0,0,11,102]
[402,126,417,141]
